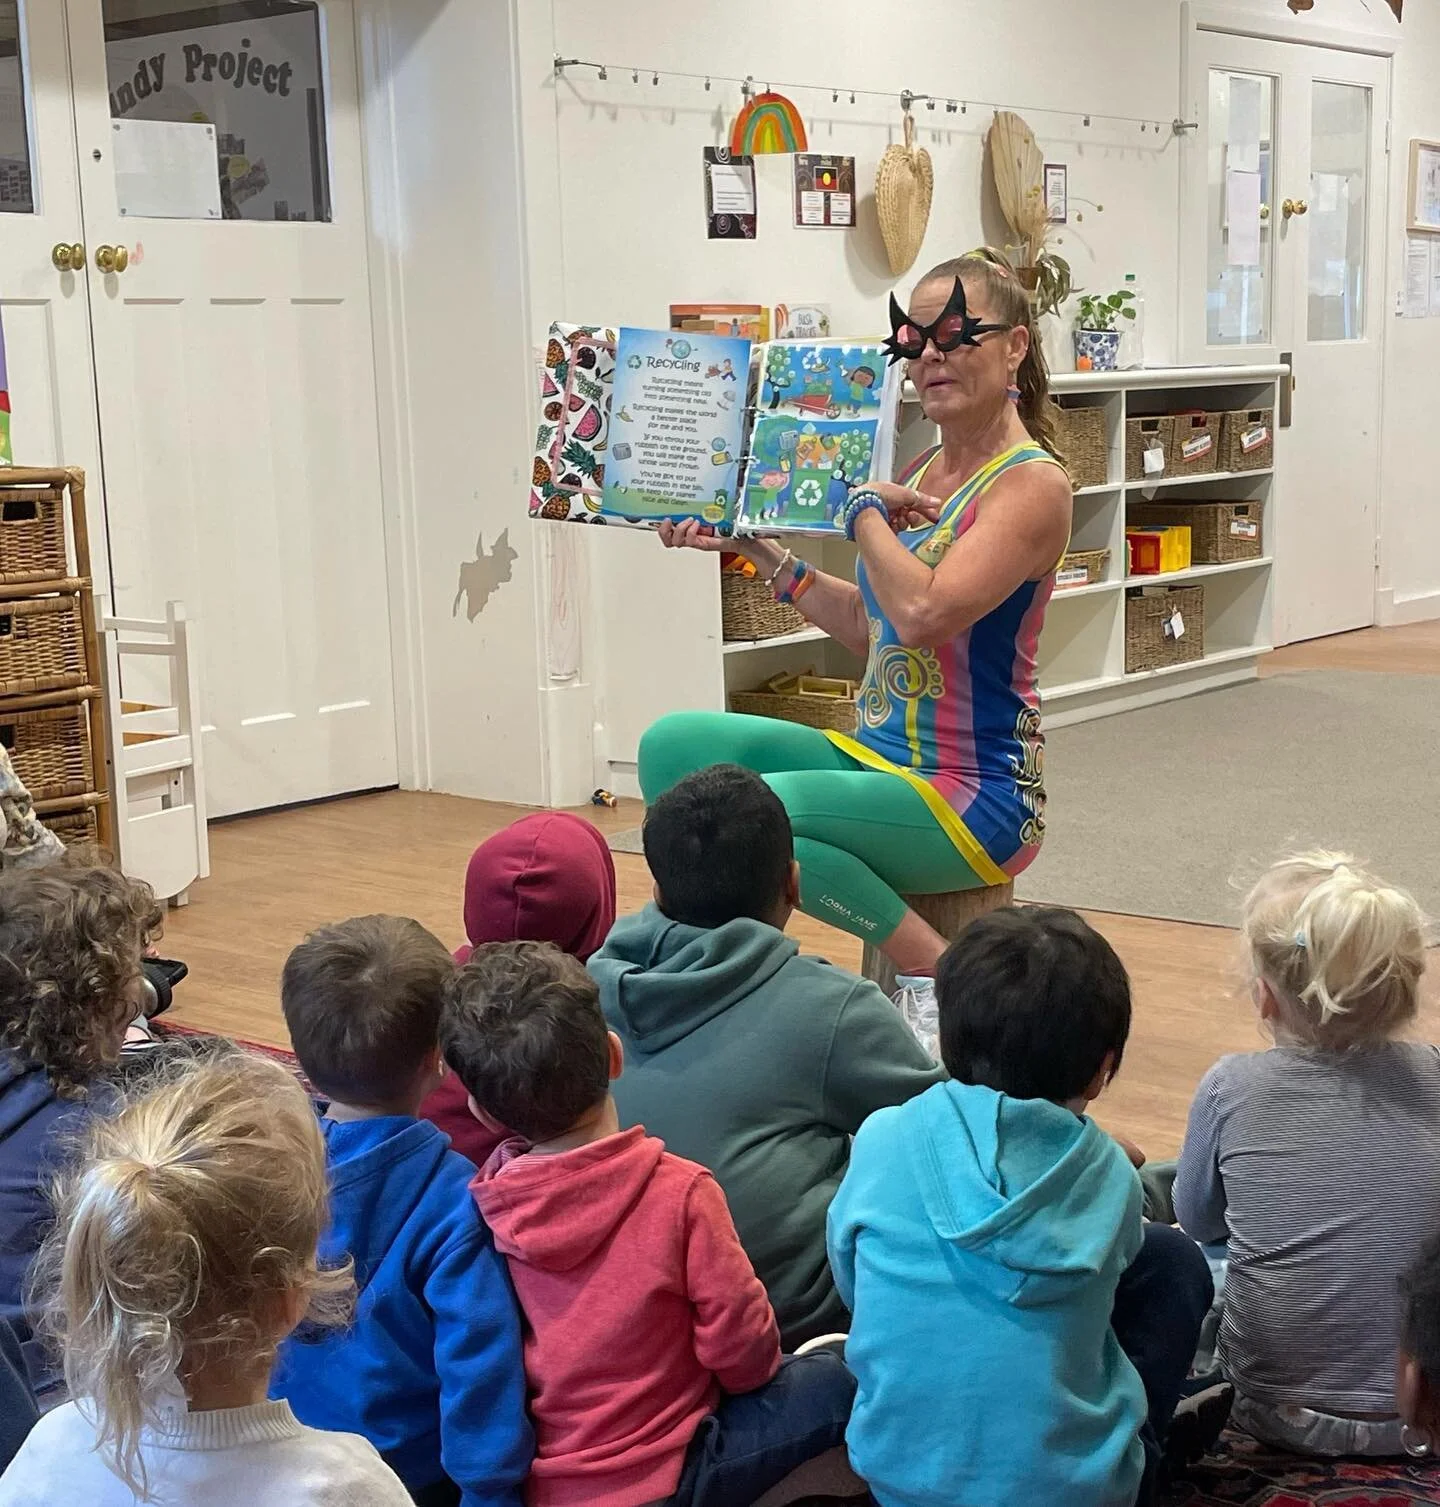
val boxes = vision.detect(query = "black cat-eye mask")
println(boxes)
[882,277,1012,365]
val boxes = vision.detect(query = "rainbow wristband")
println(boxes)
[777,558,812,604]
[843,489,888,541]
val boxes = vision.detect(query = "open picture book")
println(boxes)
[528,322,900,537]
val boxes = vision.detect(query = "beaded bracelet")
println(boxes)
[777,558,813,605]
[763,547,795,590]
[842,489,889,541]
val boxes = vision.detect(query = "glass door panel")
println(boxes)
[1307,80,1371,342]
[1205,69,1277,347]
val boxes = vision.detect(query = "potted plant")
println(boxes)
[1073,289,1136,372]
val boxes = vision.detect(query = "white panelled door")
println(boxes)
[1182,29,1390,644]
[0,1,107,573]
[62,0,397,816]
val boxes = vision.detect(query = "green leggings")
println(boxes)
[637,711,986,944]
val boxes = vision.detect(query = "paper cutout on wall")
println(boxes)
[729,92,808,155]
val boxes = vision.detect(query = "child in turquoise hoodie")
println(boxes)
[828,908,1216,1507]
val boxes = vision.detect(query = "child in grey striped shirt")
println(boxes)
[1175,851,1437,1457]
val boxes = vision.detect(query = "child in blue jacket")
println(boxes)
[829,908,1217,1507]
[271,915,532,1507]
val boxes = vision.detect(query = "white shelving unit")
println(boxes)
[717,364,1286,732]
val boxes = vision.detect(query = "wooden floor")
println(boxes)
[162,620,1440,1160]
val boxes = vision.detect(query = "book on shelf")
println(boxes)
[528,321,900,538]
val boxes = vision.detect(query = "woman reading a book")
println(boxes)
[645,254,1072,974]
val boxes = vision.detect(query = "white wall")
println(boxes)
[366,0,1440,805]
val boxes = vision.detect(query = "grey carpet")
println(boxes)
[607,671,1437,927]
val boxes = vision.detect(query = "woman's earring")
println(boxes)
[1006,382,1021,403]
[1402,1424,1433,1459]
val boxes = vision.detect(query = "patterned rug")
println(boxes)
[1164,1430,1440,1504]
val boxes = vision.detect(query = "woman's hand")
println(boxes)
[658,518,729,554]
[860,481,943,533]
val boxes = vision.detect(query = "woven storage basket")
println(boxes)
[1055,548,1110,589]
[0,594,87,696]
[730,672,858,733]
[44,801,100,850]
[0,487,68,586]
[1125,585,1205,673]
[0,700,93,803]
[721,571,806,642]
[1124,416,1176,482]
[875,112,933,276]
[1218,408,1274,473]
[1167,413,1222,477]
[1129,501,1263,564]
[1055,406,1107,490]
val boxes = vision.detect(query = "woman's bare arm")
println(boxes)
[852,469,1072,650]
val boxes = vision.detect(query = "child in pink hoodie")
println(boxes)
[440,940,857,1507]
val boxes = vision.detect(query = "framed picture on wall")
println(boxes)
[1407,139,1440,232]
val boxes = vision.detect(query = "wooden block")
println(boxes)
[861,882,1015,997]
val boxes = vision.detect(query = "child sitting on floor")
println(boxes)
[0,1054,411,1505]
[443,940,858,1507]
[1175,851,1439,1458]
[1398,1230,1440,1457]
[0,861,160,1397]
[271,916,531,1507]
[421,812,617,1168]
[829,907,1216,1507]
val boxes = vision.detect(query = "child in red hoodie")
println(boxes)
[441,940,857,1507]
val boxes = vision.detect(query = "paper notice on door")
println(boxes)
[1430,240,1440,318]
[1226,170,1263,267]
[1404,236,1431,318]
[1228,76,1263,175]
[112,118,222,221]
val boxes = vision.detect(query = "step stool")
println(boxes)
[861,883,1015,998]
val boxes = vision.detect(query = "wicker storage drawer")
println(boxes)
[1218,408,1274,473]
[1125,585,1204,673]
[1055,405,1107,491]
[0,594,87,696]
[43,799,101,850]
[1124,416,1175,482]
[721,569,805,642]
[1167,413,1221,476]
[1055,548,1109,590]
[1129,500,1263,563]
[0,699,94,803]
[0,486,68,586]
[730,672,858,733]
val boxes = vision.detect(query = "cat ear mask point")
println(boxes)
[883,276,1004,365]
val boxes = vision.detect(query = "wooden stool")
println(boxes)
[861,883,1015,997]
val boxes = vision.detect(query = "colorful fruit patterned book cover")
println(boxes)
[528,323,618,523]
[737,341,899,536]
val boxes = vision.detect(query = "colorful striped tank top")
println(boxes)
[824,440,1064,884]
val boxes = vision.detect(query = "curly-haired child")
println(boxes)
[0,860,160,1396]
[0,1054,412,1505]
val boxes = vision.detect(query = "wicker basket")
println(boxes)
[1125,585,1205,673]
[721,570,806,642]
[0,594,88,696]
[0,699,94,802]
[1055,405,1107,491]
[1218,408,1274,473]
[0,487,69,586]
[875,111,933,276]
[1167,413,1222,477]
[1124,416,1176,482]
[730,671,858,733]
[43,800,101,849]
[1129,501,1263,564]
[1055,548,1110,590]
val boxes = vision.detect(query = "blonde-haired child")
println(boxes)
[1175,850,1438,1457]
[0,1054,411,1506]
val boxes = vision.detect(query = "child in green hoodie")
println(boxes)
[590,764,943,1349]
[829,908,1221,1507]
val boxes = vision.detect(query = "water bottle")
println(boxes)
[1119,272,1146,369]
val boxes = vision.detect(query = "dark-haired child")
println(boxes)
[829,907,1216,1507]
[1399,1231,1440,1456]
[590,763,941,1348]
[271,915,531,1507]
[446,940,857,1507]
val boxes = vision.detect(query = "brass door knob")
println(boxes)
[1282,198,1309,220]
[94,244,130,274]
[1259,203,1271,222]
[50,242,85,272]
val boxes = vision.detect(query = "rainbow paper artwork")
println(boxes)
[729,91,808,155]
